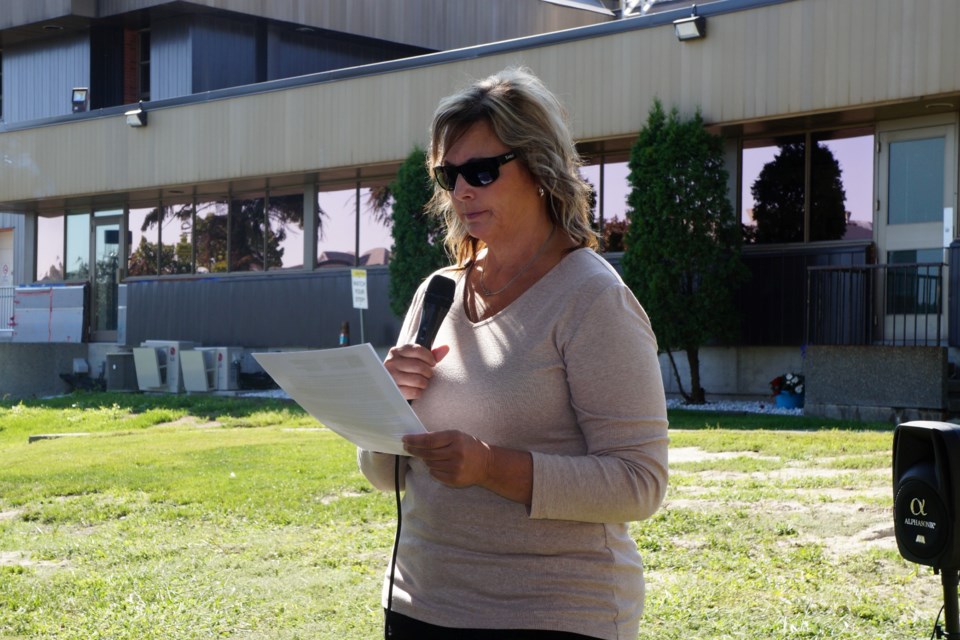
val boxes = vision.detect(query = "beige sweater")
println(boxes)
[359,248,668,640]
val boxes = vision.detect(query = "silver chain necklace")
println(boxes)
[478,226,555,297]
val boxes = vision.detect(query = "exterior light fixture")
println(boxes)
[673,5,706,41]
[125,103,147,128]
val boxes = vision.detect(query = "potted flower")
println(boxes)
[770,372,804,409]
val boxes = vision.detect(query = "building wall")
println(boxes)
[150,17,192,100]
[96,0,611,51]
[2,0,958,206]
[3,33,90,123]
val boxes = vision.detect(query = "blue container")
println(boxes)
[775,391,804,409]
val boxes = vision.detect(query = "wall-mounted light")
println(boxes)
[125,103,147,128]
[71,87,89,113]
[673,5,706,41]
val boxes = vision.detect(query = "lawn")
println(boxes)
[0,394,945,639]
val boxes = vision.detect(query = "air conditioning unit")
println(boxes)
[140,340,196,393]
[199,347,243,391]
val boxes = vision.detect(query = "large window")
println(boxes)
[195,199,229,273]
[65,212,91,281]
[268,190,305,270]
[317,184,392,268]
[580,159,630,251]
[128,206,158,276]
[36,215,65,281]
[741,131,874,244]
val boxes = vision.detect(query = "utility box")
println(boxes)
[105,352,138,391]
[140,340,196,393]
[197,347,243,391]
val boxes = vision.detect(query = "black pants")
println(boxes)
[385,610,601,640]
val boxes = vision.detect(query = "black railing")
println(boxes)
[806,263,944,346]
[737,241,874,346]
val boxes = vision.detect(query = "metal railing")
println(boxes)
[0,286,13,331]
[806,262,944,347]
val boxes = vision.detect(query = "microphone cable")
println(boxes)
[385,454,402,638]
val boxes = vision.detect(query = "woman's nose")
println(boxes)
[452,175,474,200]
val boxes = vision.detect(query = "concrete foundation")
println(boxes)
[0,343,89,399]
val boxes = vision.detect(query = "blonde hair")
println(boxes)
[426,67,597,266]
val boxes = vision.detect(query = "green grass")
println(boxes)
[0,393,945,638]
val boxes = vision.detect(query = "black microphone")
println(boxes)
[414,275,456,349]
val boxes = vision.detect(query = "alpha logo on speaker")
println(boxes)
[911,498,928,517]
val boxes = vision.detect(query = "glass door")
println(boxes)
[92,211,123,341]
[877,121,956,345]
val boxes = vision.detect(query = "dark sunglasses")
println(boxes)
[433,151,517,191]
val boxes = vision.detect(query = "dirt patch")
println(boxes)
[0,509,23,521]
[161,416,222,429]
[0,551,68,570]
[670,447,777,464]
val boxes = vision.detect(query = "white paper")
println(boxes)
[253,344,425,455]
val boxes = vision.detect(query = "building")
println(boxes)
[1,0,958,420]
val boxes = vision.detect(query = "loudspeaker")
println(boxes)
[893,421,960,568]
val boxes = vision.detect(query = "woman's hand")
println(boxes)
[402,430,533,506]
[402,430,493,488]
[383,343,450,400]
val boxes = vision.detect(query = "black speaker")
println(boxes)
[893,421,960,568]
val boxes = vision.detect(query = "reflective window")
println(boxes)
[36,215,65,281]
[161,202,194,274]
[65,213,91,281]
[195,200,229,273]
[317,188,358,268]
[742,131,874,244]
[268,191,305,270]
[229,194,267,271]
[358,186,392,266]
[888,137,944,225]
[580,160,630,252]
[128,206,159,276]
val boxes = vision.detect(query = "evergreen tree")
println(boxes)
[622,100,746,404]
[388,147,449,317]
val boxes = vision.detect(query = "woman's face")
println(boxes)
[441,119,542,247]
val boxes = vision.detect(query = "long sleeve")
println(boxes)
[529,282,669,523]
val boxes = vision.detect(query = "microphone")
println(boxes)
[414,275,456,349]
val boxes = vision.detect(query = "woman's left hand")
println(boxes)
[402,430,492,488]
[402,430,534,505]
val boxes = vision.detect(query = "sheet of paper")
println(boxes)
[253,344,425,455]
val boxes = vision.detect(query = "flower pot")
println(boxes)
[775,390,804,409]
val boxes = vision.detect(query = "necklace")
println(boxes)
[478,226,555,297]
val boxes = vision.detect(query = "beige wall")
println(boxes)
[3,0,960,208]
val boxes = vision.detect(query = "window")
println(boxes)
[128,206,159,275]
[36,215,65,281]
[195,200,229,273]
[579,159,630,251]
[65,213,91,281]
[741,130,874,244]
[267,190,306,270]
[138,29,150,102]
[317,184,393,268]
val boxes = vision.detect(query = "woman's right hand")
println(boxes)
[383,344,450,401]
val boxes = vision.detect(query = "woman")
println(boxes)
[359,67,668,640]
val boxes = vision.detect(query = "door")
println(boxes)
[877,121,957,345]
[92,211,122,341]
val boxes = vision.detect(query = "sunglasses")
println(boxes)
[433,151,517,191]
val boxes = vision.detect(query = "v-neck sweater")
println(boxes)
[359,248,669,640]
